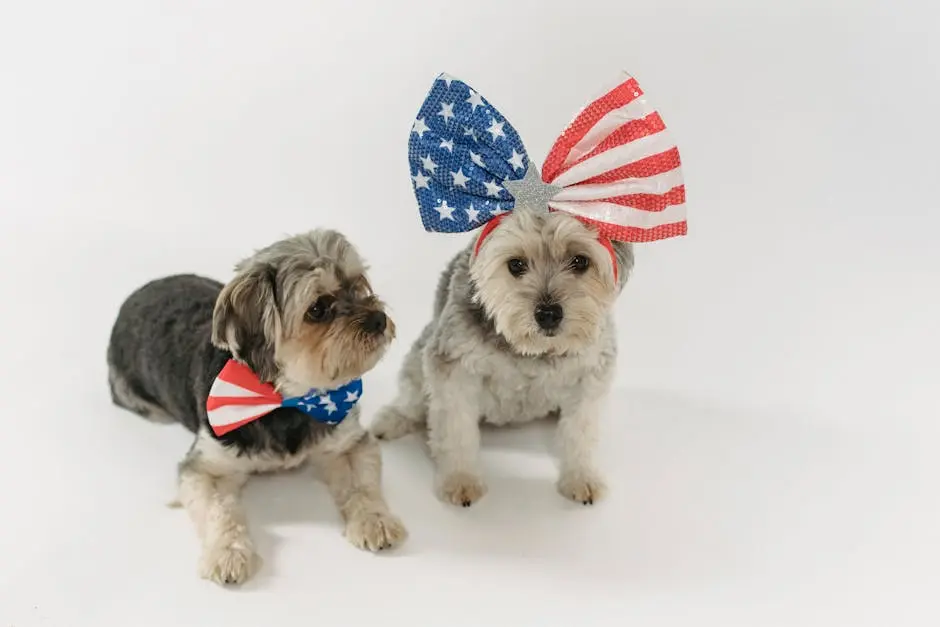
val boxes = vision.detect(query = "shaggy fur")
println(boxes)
[371,208,633,507]
[107,230,406,586]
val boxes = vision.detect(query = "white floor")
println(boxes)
[1,1,938,625]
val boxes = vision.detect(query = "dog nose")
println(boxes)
[362,311,387,334]
[534,304,563,330]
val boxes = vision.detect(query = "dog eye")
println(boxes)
[570,255,590,274]
[305,296,335,323]
[507,258,528,277]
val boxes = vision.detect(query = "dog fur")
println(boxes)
[371,208,633,507]
[107,230,406,586]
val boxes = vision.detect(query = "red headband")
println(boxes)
[471,213,620,283]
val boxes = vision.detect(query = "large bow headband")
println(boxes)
[407,72,687,273]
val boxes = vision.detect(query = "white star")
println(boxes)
[491,203,506,215]
[507,149,526,171]
[438,102,455,123]
[412,170,430,190]
[318,394,332,405]
[434,200,456,220]
[439,139,454,152]
[439,73,455,87]
[324,401,338,415]
[412,117,429,137]
[344,390,359,403]
[420,155,437,174]
[470,151,485,168]
[463,126,478,142]
[466,89,485,111]
[486,118,505,140]
[304,403,317,412]
[466,204,481,223]
[483,179,503,197]
[451,168,469,188]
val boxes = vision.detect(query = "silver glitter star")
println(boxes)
[502,163,562,214]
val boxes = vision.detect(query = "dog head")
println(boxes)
[211,230,394,396]
[469,209,633,356]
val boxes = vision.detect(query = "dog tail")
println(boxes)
[107,364,177,424]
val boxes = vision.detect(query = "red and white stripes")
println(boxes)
[206,360,284,436]
[541,73,686,243]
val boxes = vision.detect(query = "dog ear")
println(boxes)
[212,264,280,381]
[611,241,634,289]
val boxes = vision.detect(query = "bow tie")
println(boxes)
[206,359,362,436]
[407,72,687,246]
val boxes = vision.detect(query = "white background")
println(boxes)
[1,1,937,625]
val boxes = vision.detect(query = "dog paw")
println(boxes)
[557,470,607,505]
[370,407,420,441]
[438,471,487,507]
[198,538,260,586]
[345,511,408,552]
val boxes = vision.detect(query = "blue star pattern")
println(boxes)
[408,73,531,233]
[281,378,363,426]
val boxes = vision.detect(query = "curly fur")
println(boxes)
[107,230,407,586]
[372,209,633,507]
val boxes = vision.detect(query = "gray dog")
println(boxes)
[108,230,406,586]
[371,208,632,507]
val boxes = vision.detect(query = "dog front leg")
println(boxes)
[178,458,259,585]
[556,394,608,505]
[316,428,408,552]
[426,362,486,507]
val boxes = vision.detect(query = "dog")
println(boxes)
[371,207,633,507]
[107,230,406,586]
